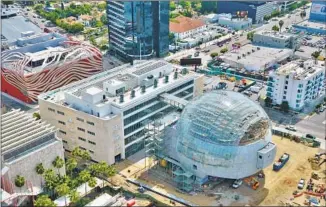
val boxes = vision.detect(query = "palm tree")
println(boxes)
[44,169,57,198]
[34,195,57,207]
[36,163,45,188]
[55,183,70,206]
[78,170,91,195]
[279,20,284,32]
[89,161,116,187]
[311,51,321,64]
[52,156,64,175]
[14,175,25,192]
[88,177,97,191]
[66,158,77,177]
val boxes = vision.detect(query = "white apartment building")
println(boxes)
[253,30,299,49]
[170,16,206,40]
[267,60,325,110]
[39,60,204,165]
[1,109,65,203]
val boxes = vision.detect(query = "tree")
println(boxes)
[170,1,176,11]
[66,158,77,176]
[247,31,255,41]
[311,51,321,64]
[97,2,106,11]
[280,101,290,113]
[220,48,228,54]
[169,32,175,43]
[36,163,45,187]
[75,198,91,207]
[200,1,217,14]
[46,1,51,8]
[88,161,116,187]
[210,52,219,58]
[44,169,57,197]
[52,156,64,175]
[15,175,25,192]
[34,195,56,207]
[278,20,284,32]
[78,170,91,194]
[55,183,70,206]
[264,97,273,107]
[193,1,202,12]
[100,15,108,25]
[272,25,279,32]
[33,112,41,120]
[69,190,80,205]
[72,147,91,163]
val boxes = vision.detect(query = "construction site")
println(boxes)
[114,135,326,206]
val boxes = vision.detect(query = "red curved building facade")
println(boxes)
[1,41,103,103]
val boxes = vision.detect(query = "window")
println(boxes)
[283,91,287,95]
[286,75,289,79]
[87,131,95,136]
[57,111,65,115]
[78,137,86,142]
[63,140,68,144]
[77,127,85,132]
[283,96,286,99]
[88,140,96,145]
[89,150,94,154]
[284,86,287,89]
[76,117,84,122]
[59,130,66,135]
[297,89,301,93]
[193,165,197,170]
[296,100,300,103]
[296,104,300,108]
[58,120,66,125]
[48,107,55,112]
[259,155,262,159]
[87,121,95,126]
[285,81,288,84]
[79,146,86,151]
[299,84,303,88]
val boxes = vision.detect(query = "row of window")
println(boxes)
[79,146,94,154]
[48,108,95,126]
[78,137,96,145]
[77,127,96,136]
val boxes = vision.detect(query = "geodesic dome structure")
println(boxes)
[175,91,276,180]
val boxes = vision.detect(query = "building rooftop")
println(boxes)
[1,16,42,43]
[170,16,205,33]
[295,20,326,31]
[274,59,325,80]
[255,30,295,39]
[1,109,57,162]
[39,60,201,119]
[220,44,293,71]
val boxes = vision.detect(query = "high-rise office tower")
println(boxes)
[107,1,169,60]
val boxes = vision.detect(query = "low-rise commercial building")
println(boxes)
[253,30,299,49]
[1,109,65,199]
[39,60,204,165]
[267,60,325,110]
[218,16,252,31]
[170,16,206,40]
[220,44,294,71]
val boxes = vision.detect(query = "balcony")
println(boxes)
[267,87,273,93]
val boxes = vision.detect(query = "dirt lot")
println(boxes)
[114,135,325,206]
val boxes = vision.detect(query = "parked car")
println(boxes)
[194,52,200,57]
[286,125,297,132]
[243,91,252,96]
[298,178,305,189]
[306,134,316,140]
[232,179,243,189]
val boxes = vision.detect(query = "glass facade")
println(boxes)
[107,1,169,60]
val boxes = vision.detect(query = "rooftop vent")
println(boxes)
[257,47,260,50]
[154,79,158,88]
[174,71,178,79]
[147,75,154,79]
[141,85,146,93]
[165,75,169,83]
[119,94,124,103]
[131,89,135,98]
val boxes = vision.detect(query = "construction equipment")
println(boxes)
[243,176,259,190]
[273,153,290,171]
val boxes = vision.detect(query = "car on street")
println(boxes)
[243,91,252,97]
[194,52,200,57]
[306,134,316,140]
[232,179,243,189]
[202,49,210,53]
[298,178,305,189]
[286,125,297,131]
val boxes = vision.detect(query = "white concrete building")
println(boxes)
[38,60,204,165]
[218,16,252,31]
[267,60,325,110]
[253,30,299,49]
[1,109,65,204]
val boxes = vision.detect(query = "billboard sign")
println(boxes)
[311,3,326,15]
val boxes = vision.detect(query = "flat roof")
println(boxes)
[255,30,295,39]
[221,44,293,69]
[1,15,42,43]
[296,20,326,31]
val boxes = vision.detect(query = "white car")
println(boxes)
[232,179,243,189]
[286,125,297,132]
[298,178,305,189]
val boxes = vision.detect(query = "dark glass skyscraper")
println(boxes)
[107,1,169,60]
